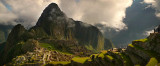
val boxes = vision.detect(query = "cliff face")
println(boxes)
[33,3,106,50]
[0,30,5,43]
[0,3,113,65]
[0,25,13,43]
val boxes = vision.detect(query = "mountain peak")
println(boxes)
[47,3,61,12]
[48,3,59,8]
[36,3,66,26]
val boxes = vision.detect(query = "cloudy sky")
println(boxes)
[0,0,160,47]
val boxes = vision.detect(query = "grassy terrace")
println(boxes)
[106,55,113,60]
[85,45,94,51]
[96,50,108,59]
[47,61,71,65]
[40,43,55,50]
[128,44,134,47]
[128,43,160,65]
[90,54,98,58]
[98,53,105,59]
[128,44,143,50]
[128,43,159,58]
[72,57,90,63]
[146,58,158,66]
[134,38,148,42]
[39,43,73,55]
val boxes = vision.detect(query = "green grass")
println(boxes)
[40,43,73,55]
[89,54,98,61]
[128,44,144,50]
[72,57,89,63]
[119,53,133,66]
[129,43,160,65]
[134,38,148,42]
[146,58,158,66]
[106,55,114,60]
[39,43,55,50]
[85,45,94,51]
[47,61,71,65]
[85,45,98,53]
[97,50,109,59]
[62,52,73,55]
[129,44,159,59]
[100,50,108,54]
[90,54,98,59]
[98,53,105,59]
[128,44,134,47]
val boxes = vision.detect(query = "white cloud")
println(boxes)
[2,0,60,26]
[144,0,155,3]
[0,2,17,25]
[0,0,133,31]
[144,0,160,18]
[60,0,133,31]
[144,30,154,36]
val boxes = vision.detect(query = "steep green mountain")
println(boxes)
[34,3,107,51]
[0,3,113,65]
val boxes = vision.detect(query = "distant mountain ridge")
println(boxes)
[0,25,13,43]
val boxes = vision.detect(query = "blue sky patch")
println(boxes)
[75,0,80,2]
[1,0,12,11]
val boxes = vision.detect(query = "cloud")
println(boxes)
[0,0,132,30]
[0,0,60,27]
[144,30,154,36]
[59,0,133,31]
[0,2,17,25]
[104,0,160,47]
[1,0,159,47]
[144,0,160,18]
